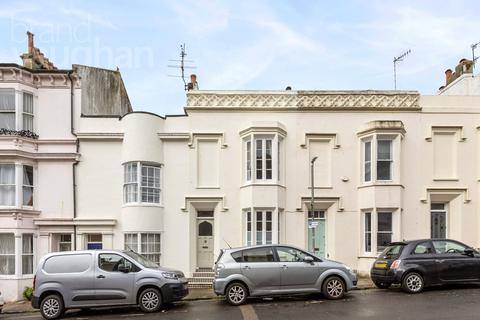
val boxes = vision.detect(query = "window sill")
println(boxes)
[122,203,164,209]
[358,182,404,189]
[433,178,459,181]
[0,274,34,280]
[241,182,286,188]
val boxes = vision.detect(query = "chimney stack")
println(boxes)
[20,31,57,70]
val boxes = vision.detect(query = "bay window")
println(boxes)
[124,233,161,265]
[362,137,395,183]
[123,162,162,205]
[243,133,283,183]
[0,164,34,207]
[0,89,35,132]
[363,211,393,254]
[0,233,15,275]
[245,210,275,246]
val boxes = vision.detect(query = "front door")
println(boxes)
[197,219,214,269]
[307,210,326,257]
[431,204,446,238]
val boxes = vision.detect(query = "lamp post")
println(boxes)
[310,156,318,254]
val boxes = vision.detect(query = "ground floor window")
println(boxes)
[22,234,33,274]
[124,232,161,265]
[363,211,393,253]
[245,210,274,246]
[0,233,15,275]
[59,234,72,251]
[86,234,103,250]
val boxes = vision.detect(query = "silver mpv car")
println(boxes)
[32,250,188,320]
[213,245,357,305]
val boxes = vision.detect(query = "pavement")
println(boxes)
[1,277,376,314]
[2,284,480,319]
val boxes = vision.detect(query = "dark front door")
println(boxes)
[432,240,480,282]
[431,204,446,238]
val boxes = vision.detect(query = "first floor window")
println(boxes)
[0,233,15,275]
[245,210,274,246]
[123,162,161,204]
[23,165,34,206]
[22,234,33,274]
[0,89,15,130]
[124,233,161,265]
[23,92,34,131]
[58,234,72,252]
[87,234,102,250]
[363,211,393,253]
[0,164,15,206]
[377,140,393,181]
[363,140,371,182]
[243,134,283,184]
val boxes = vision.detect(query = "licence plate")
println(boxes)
[374,262,387,269]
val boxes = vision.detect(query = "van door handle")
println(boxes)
[243,266,250,270]
[282,265,288,269]
[97,275,105,279]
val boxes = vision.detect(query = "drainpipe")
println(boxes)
[67,70,79,250]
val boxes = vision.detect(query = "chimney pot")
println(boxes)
[27,31,34,54]
[188,74,199,90]
[445,69,453,85]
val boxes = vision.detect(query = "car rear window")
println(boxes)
[231,251,243,262]
[380,244,405,259]
[43,254,91,273]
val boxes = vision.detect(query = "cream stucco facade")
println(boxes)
[1,45,480,301]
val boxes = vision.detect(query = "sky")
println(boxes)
[1,0,479,115]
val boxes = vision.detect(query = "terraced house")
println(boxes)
[1,33,480,301]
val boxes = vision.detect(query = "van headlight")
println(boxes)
[162,272,178,280]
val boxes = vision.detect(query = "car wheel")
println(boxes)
[225,282,248,306]
[373,281,392,289]
[139,288,163,313]
[322,276,346,300]
[40,294,64,320]
[402,272,424,293]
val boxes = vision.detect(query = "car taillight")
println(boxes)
[390,260,401,270]
[33,275,36,290]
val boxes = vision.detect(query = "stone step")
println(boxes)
[188,282,213,289]
[192,272,215,277]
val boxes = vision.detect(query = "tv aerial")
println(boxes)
[393,49,411,90]
[471,41,480,72]
[168,44,196,91]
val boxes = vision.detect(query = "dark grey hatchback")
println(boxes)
[371,239,480,293]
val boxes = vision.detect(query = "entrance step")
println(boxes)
[188,269,215,289]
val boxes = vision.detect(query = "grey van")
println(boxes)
[31,250,188,319]
[213,245,357,305]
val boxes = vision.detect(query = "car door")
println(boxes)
[95,253,136,305]
[240,247,281,294]
[404,241,440,285]
[432,240,480,282]
[275,246,321,291]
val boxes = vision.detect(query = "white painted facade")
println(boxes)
[2,55,480,301]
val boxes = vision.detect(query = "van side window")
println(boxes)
[43,254,91,273]
[99,254,133,272]
[231,251,243,262]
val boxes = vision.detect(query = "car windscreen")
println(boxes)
[380,244,405,259]
[123,251,158,268]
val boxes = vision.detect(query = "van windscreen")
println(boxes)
[43,254,91,273]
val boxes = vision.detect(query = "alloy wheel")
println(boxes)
[326,279,344,298]
[141,291,160,311]
[228,285,246,304]
[42,298,60,318]
[406,274,423,292]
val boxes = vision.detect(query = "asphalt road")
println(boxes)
[5,285,480,320]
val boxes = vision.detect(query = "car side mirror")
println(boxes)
[118,265,131,273]
[303,256,314,263]
[464,248,475,256]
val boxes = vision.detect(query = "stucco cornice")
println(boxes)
[186,90,421,111]
[0,65,79,89]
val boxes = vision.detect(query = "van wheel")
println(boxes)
[139,288,163,313]
[402,272,424,293]
[373,281,392,289]
[40,294,64,320]
[225,282,248,306]
[322,276,346,300]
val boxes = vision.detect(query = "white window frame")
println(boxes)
[0,89,16,130]
[362,210,394,254]
[363,140,372,182]
[86,234,103,250]
[0,163,16,207]
[22,165,34,207]
[243,134,283,184]
[376,139,393,181]
[0,233,15,275]
[58,234,72,252]
[124,232,161,265]
[22,92,34,132]
[0,163,35,209]
[123,162,162,206]
[22,233,34,275]
[244,209,276,246]
[361,135,397,184]
[0,89,35,132]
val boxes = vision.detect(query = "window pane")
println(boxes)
[23,166,34,206]
[377,160,392,180]
[140,165,160,203]
[414,242,434,254]
[377,212,392,231]
[99,253,124,272]
[431,203,445,210]
[276,247,310,262]
[377,233,392,252]
[432,240,467,254]
[0,89,15,111]
[23,114,33,132]
[44,254,91,273]
[256,140,263,179]
[22,234,33,274]
[23,93,33,113]
[364,212,371,252]
[0,164,15,206]
[246,140,251,181]
[265,139,272,179]
[0,233,15,275]
[197,211,214,218]
[377,140,392,160]
[242,247,275,262]
[0,164,15,184]
[140,233,161,265]
[364,141,371,182]
[124,233,138,251]
[0,114,16,130]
